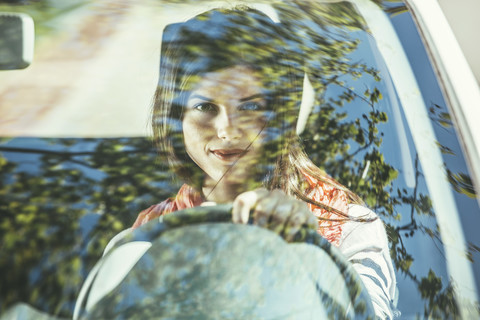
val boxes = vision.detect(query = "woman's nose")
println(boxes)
[215,110,242,141]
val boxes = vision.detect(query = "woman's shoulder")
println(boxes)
[347,203,378,219]
[339,204,389,252]
[131,199,176,229]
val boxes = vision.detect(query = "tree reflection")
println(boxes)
[273,1,471,318]
[0,138,175,316]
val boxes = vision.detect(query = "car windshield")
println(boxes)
[1,1,479,319]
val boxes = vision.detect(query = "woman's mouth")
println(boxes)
[211,149,247,162]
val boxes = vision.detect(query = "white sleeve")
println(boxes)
[338,204,399,319]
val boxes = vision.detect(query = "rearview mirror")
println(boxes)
[0,12,34,70]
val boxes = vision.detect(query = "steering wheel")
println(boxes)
[74,204,375,319]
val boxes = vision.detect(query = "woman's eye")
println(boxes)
[193,102,217,113]
[238,101,265,111]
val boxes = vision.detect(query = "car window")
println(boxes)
[1,1,479,319]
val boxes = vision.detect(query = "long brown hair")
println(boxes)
[153,6,365,220]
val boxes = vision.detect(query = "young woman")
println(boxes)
[128,6,398,319]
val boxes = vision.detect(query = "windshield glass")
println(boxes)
[1,1,479,319]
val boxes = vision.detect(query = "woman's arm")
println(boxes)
[338,204,399,319]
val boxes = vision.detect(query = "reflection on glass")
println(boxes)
[0,1,479,319]
[0,137,166,317]
[83,219,374,319]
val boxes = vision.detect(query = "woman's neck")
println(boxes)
[202,177,244,203]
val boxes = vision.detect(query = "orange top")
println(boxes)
[131,184,203,229]
[132,175,348,246]
[302,172,348,246]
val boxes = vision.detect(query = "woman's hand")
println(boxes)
[231,188,318,242]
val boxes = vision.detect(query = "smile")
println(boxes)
[210,149,247,162]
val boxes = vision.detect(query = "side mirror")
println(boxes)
[0,12,34,70]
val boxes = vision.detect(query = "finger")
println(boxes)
[255,189,284,227]
[232,189,268,224]
[283,200,306,241]
[303,202,318,230]
[253,190,278,227]
[307,210,318,229]
[269,199,295,235]
[284,212,304,242]
[285,202,317,242]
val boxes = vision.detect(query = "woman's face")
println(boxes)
[182,65,273,189]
